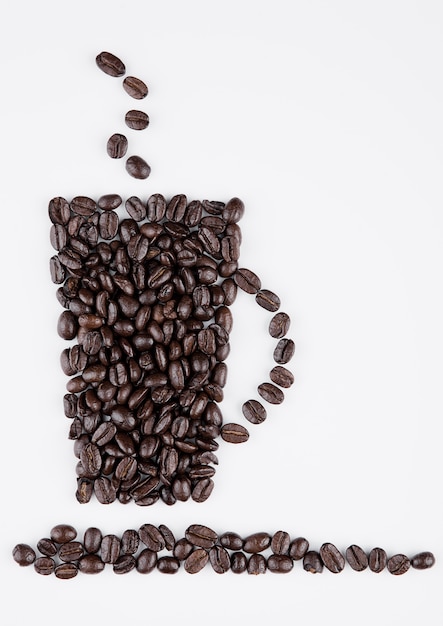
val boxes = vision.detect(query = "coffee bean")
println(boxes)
[191,477,214,503]
[55,563,78,579]
[411,551,435,570]
[107,133,128,159]
[273,338,295,364]
[269,365,294,388]
[231,551,247,574]
[50,524,77,544]
[267,554,293,573]
[271,531,291,555]
[94,476,117,504]
[49,196,70,225]
[243,532,271,554]
[242,399,267,424]
[96,51,126,77]
[289,537,309,560]
[219,532,243,551]
[34,557,55,575]
[209,546,231,573]
[303,550,323,573]
[346,545,368,571]
[139,524,165,552]
[255,289,280,312]
[319,543,345,573]
[368,547,387,573]
[113,554,136,574]
[184,548,209,574]
[13,544,36,566]
[221,423,249,444]
[126,155,151,179]
[37,538,57,557]
[101,534,121,564]
[234,268,261,294]
[98,194,122,210]
[78,554,105,574]
[136,549,157,573]
[185,524,218,549]
[125,109,149,130]
[387,554,410,575]
[99,210,119,239]
[83,527,102,554]
[71,196,96,217]
[269,312,291,338]
[59,541,84,562]
[57,311,78,340]
[247,553,267,575]
[157,556,180,574]
[257,382,284,405]
[123,76,148,99]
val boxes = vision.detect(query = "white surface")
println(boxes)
[1,0,442,624]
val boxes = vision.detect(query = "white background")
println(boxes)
[0,0,442,624]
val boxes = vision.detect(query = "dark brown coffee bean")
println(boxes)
[231,552,247,574]
[185,524,218,549]
[96,51,126,77]
[267,554,293,573]
[303,550,323,573]
[271,531,291,555]
[234,268,261,294]
[368,547,387,573]
[94,476,117,504]
[91,422,117,446]
[98,194,122,210]
[71,196,96,217]
[157,556,180,574]
[255,289,281,312]
[136,549,157,573]
[320,543,345,573]
[191,478,214,503]
[107,133,128,159]
[84,527,102,554]
[49,196,70,224]
[219,532,243,551]
[99,210,119,239]
[124,196,146,222]
[243,532,271,554]
[50,224,68,250]
[209,546,231,573]
[113,554,136,574]
[76,478,93,503]
[55,563,78,579]
[125,155,151,179]
[242,399,267,425]
[269,365,294,388]
[80,443,102,476]
[139,524,165,552]
[184,548,209,574]
[37,538,57,557]
[57,310,78,340]
[221,423,249,444]
[222,197,244,223]
[158,525,175,551]
[59,541,84,562]
[411,551,435,570]
[13,544,36,566]
[289,537,309,560]
[101,534,121,564]
[387,554,410,575]
[50,524,77,544]
[269,312,291,338]
[50,255,65,283]
[34,557,55,575]
[345,545,368,571]
[78,554,105,574]
[273,338,295,364]
[257,382,284,405]
[125,109,149,130]
[247,553,267,575]
[123,76,148,99]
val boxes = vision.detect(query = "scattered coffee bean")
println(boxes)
[231,551,247,574]
[257,382,284,405]
[123,76,148,99]
[37,538,57,557]
[12,544,36,566]
[269,365,294,388]
[242,399,267,424]
[267,554,293,573]
[34,556,56,575]
[107,133,128,159]
[157,556,180,574]
[411,551,435,570]
[220,422,250,444]
[320,543,345,573]
[346,545,368,571]
[96,51,126,77]
[185,524,218,549]
[184,548,209,574]
[289,537,309,560]
[368,547,387,573]
[125,110,149,130]
[243,532,271,554]
[50,524,77,544]
[125,155,151,179]
[303,550,323,574]
[271,531,291,555]
[234,268,261,294]
[55,563,78,579]
[387,554,411,575]
[255,289,280,312]
[273,338,295,364]
[247,553,267,575]
[269,312,291,338]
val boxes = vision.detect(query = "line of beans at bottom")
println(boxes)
[12,523,435,578]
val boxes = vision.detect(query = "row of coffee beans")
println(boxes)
[49,194,293,505]
[13,523,435,578]
[96,51,150,179]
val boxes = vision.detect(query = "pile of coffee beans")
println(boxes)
[13,523,434,578]
[96,51,150,179]
[49,194,294,505]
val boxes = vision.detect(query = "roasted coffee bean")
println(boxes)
[139,524,165,552]
[191,478,214,503]
[123,76,148,99]
[55,563,78,579]
[157,556,180,574]
[159,525,175,551]
[37,538,57,557]
[76,479,93,503]
[101,535,121,564]
[368,547,387,573]
[71,196,96,217]
[231,551,247,574]
[113,554,136,574]
[289,537,309,560]
[185,524,218,549]
[99,211,119,239]
[234,267,261,294]
[209,546,231,573]
[78,554,105,574]
[269,312,291,338]
[243,532,271,554]
[98,194,122,210]
[267,555,293,573]
[125,155,151,179]
[257,382,284,405]
[247,554,267,575]
[13,544,36,566]
[346,545,368,571]
[184,548,209,574]
[107,133,128,159]
[242,399,267,425]
[125,109,149,130]
[269,365,294,388]
[273,338,295,364]
[96,51,125,77]
[320,543,345,573]
[84,527,102,554]
[411,551,435,570]
[173,538,194,561]
[80,443,102,476]
[34,557,55,575]
[387,554,410,575]
[136,549,157,573]
[219,532,243,551]
[94,476,117,504]
[255,289,280,312]
[59,541,84,562]
[221,423,249,444]
[271,531,291,555]
[49,196,70,225]
[50,524,77,544]
[303,550,323,573]
[57,311,78,340]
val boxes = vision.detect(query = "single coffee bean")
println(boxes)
[58,541,84,562]
[267,554,293,573]
[242,399,267,424]
[222,197,244,224]
[231,551,247,574]
[411,551,435,570]
[220,423,249,444]
[83,527,102,554]
[34,556,55,575]
[173,538,194,561]
[55,563,78,579]
[243,532,271,554]
[368,547,387,573]
[234,268,261,294]
[271,531,291,555]
[289,537,309,560]
[98,194,122,210]
[157,556,180,574]
[107,133,128,159]
[257,382,284,405]
[273,338,295,364]
[126,155,151,179]
[50,524,77,544]
[255,289,281,312]
[269,365,294,388]
[99,210,119,239]
[269,312,291,338]
[125,109,149,130]
[13,544,36,566]
[96,51,126,77]
[37,538,57,557]
[136,549,157,573]
[139,524,165,552]
[387,554,410,575]
[113,554,136,574]
[78,554,105,574]
[76,478,93,503]
[121,529,140,555]
[101,534,121,564]
[209,546,231,573]
[320,543,345,573]
[184,548,209,574]
[247,553,267,575]
[123,76,148,99]
[49,196,70,224]
[71,195,96,217]
[94,476,117,504]
[303,551,323,574]
[185,524,218,549]
[346,545,368,571]
[57,310,78,340]
[191,477,214,503]
[158,525,175,551]
[219,532,243,551]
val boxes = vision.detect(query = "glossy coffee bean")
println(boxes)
[184,548,209,574]
[58,541,84,562]
[55,563,78,579]
[257,382,284,404]
[243,532,271,554]
[37,538,57,557]
[289,537,309,560]
[78,554,105,574]
[368,547,387,573]
[50,524,77,544]
[269,366,294,388]
[96,51,126,77]
[234,268,261,294]
[157,556,180,574]
[231,551,247,574]
[83,527,102,554]
[136,549,157,573]
[387,554,410,575]
[107,133,128,159]
[303,550,323,573]
[346,545,368,571]
[255,289,280,312]
[411,551,435,570]
[271,531,291,555]
[185,524,218,549]
[13,544,36,566]
[247,553,267,575]
[320,543,345,573]
[273,338,295,364]
[34,557,55,575]
[125,109,149,130]
[269,312,291,338]
[242,399,267,424]
[220,423,249,443]
[126,155,151,179]
[123,76,148,99]
[267,554,293,573]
